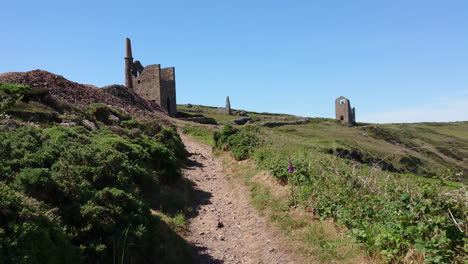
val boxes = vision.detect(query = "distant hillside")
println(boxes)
[178,104,468,183]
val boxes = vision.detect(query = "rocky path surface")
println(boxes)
[181,134,303,264]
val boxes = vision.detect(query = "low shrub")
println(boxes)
[140,120,163,137]
[0,83,32,113]
[0,83,32,97]
[0,124,187,263]
[0,185,82,264]
[121,119,142,129]
[85,103,131,124]
[155,127,186,160]
[213,125,258,160]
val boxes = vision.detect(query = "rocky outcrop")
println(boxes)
[231,117,254,125]
[177,112,218,125]
[82,119,98,131]
[0,119,19,130]
[182,116,218,125]
[234,110,248,116]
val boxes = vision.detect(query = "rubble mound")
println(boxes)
[101,84,156,111]
[0,70,166,117]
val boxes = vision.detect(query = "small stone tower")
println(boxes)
[226,96,231,115]
[124,37,177,116]
[335,96,356,125]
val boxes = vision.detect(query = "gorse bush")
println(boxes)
[155,127,186,161]
[0,83,32,98]
[0,185,82,264]
[0,83,32,113]
[0,124,187,263]
[121,119,142,129]
[213,125,258,160]
[85,103,131,124]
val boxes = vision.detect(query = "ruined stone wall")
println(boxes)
[160,67,177,116]
[335,96,355,125]
[132,64,162,105]
[124,38,177,117]
[131,61,144,77]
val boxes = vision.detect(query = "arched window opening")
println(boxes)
[340,115,344,120]
[339,100,345,104]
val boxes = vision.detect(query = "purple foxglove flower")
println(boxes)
[288,161,294,174]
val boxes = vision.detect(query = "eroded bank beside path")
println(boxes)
[181,133,304,264]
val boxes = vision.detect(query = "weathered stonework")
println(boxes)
[335,96,356,125]
[124,38,177,116]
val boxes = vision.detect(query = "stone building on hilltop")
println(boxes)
[124,37,177,116]
[335,96,356,125]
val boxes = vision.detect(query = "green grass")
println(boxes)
[182,125,215,146]
[172,213,187,227]
[178,104,238,125]
[300,222,358,262]
[200,112,238,124]
[222,156,365,263]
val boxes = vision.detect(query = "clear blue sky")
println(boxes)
[2,0,467,123]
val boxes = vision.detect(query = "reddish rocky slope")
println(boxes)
[0,70,167,118]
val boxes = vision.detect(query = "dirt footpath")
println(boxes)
[181,134,304,264]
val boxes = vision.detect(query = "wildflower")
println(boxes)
[288,157,294,174]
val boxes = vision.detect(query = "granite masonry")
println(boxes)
[335,96,356,125]
[124,38,177,116]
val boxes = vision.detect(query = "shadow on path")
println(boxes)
[183,150,223,263]
[184,152,206,169]
[192,245,224,264]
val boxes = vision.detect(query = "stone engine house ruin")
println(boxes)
[335,96,356,125]
[124,38,177,116]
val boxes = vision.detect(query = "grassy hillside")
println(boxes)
[178,104,468,184]
[180,104,467,263]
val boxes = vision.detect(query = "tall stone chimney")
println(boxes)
[124,37,133,89]
[226,96,231,115]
